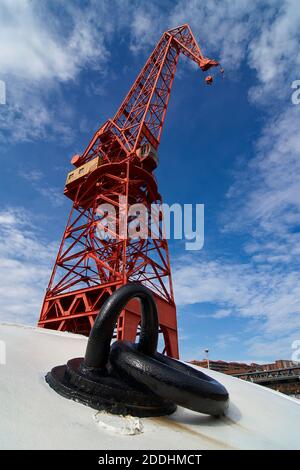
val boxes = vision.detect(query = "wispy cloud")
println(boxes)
[173,256,300,359]
[225,105,300,260]
[130,0,299,105]
[216,333,239,350]
[19,169,65,207]
[129,3,165,54]
[0,1,105,82]
[248,0,300,104]
[0,207,57,324]
[0,0,111,143]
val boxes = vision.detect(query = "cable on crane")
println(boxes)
[46,283,229,417]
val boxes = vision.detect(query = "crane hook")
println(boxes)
[205,75,213,85]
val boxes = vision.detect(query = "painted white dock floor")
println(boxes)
[0,323,299,450]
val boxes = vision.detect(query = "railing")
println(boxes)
[235,365,300,384]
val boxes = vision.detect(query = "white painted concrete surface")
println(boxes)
[0,323,299,450]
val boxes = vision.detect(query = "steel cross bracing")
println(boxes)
[38,24,219,358]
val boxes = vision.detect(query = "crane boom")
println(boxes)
[78,24,219,164]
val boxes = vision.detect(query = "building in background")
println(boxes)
[189,359,296,375]
[190,359,300,398]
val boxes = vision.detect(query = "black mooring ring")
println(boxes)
[84,282,159,369]
[109,341,229,416]
[46,282,229,417]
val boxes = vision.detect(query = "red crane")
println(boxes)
[38,24,220,358]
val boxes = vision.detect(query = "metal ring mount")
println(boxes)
[46,283,229,417]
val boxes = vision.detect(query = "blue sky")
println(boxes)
[0,0,300,363]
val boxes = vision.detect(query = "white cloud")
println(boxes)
[173,256,300,359]
[0,208,57,324]
[248,0,300,103]
[19,169,65,207]
[0,0,108,82]
[247,332,300,359]
[130,0,299,105]
[170,0,262,67]
[213,309,232,319]
[130,4,165,54]
[0,0,110,143]
[0,86,73,144]
[225,105,300,262]
[216,333,239,350]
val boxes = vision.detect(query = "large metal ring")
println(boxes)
[46,282,229,417]
[110,341,229,416]
[83,282,159,369]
